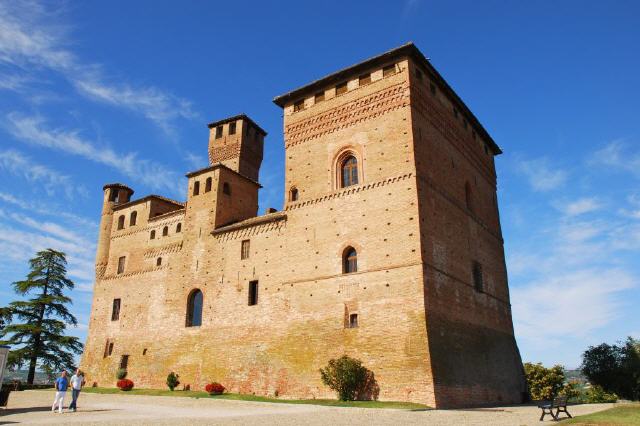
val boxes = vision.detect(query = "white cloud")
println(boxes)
[591,140,640,177]
[0,191,97,229]
[0,1,197,134]
[556,197,603,217]
[518,158,568,192]
[5,113,184,196]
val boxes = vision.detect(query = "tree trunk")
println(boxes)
[27,259,51,385]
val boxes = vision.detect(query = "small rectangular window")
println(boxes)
[229,122,236,135]
[103,340,110,358]
[359,73,371,86]
[383,64,396,77]
[108,342,114,356]
[111,298,121,321]
[293,100,305,112]
[336,82,348,95]
[315,91,325,103]
[215,125,223,138]
[248,281,258,306]
[472,261,484,292]
[349,313,358,328]
[241,239,250,260]
[117,256,126,274]
[120,354,129,370]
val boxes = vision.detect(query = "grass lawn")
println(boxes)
[565,404,640,425]
[55,387,430,410]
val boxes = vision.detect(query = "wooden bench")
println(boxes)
[538,395,572,421]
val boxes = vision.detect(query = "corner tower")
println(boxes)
[95,183,133,278]
[207,114,266,182]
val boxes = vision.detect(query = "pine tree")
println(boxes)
[0,249,83,384]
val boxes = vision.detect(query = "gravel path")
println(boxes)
[1,390,614,425]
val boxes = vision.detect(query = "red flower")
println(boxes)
[117,379,134,391]
[205,383,225,394]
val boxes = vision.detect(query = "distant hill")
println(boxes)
[2,369,53,384]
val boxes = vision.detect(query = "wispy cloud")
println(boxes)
[0,191,97,229]
[590,140,640,178]
[5,113,184,196]
[0,1,197,134]
[518,158,568,192]
[555,197,603,217]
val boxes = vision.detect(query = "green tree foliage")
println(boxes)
[523,362,566,400]
[583,385,618,403]
[581,337,640,401]
[0,249,83,384]
[319,355,378,401]
[166,372,180,391]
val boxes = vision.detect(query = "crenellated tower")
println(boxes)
[95,183,133,278]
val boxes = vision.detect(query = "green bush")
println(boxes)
[115,368,127,380]
[319,355,378,401]
[524,362,566,401]
[583,385,618,403]
[166,372,180,391]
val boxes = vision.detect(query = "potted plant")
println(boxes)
[205,382,225,395]
[117,379,134,391]
[166,372,180,391]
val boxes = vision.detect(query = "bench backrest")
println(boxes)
[552,395,567,407]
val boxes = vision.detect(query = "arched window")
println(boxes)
[186,289,203,327]
[176,223,182,233]
[117,215,125,230]
[193,181,200,196]
[156,257,162,266]
[290,187,299,202]
[223,182,231,195]
[205,177,212,192]
[150,230,156,240]
[341,155,359,188]
[162,226,169,236]
[343,247,358,274]
[465,181,473,211]
[129,211,137,226]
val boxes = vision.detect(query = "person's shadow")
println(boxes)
[1,406,118,415]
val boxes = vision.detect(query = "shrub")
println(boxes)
[523,362,565,401]
[166,372,180,391]
[319,355,378,401]
[205,382,225,395]
[116,379,134,391]
[115,368,127,380]
[583,385,618,403]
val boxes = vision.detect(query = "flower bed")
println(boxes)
[205,382,225,395]
[117,379,134,391]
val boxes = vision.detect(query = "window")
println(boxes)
[248,281,258,306]
[111,298,121,321]
[383,64,396,77]
[343,247,357,274]
[465,182,473,211]
[103,340,111,358]
[223,182,231,195]
[293,99,305,112]
[315,91,325,103]
[349,313,358,328]
[120,354,129,370]
[176,223,182,233]
[109,189,119,202]
[215,125,223,138]
[340,155,359,188]
[117,256,126,274]
[162,226,168,236]
[193,181,200,196]
[290,187,299,202]
[156,257,162,266]
[241,239,250,260]
[430,82,436,95]
[108,342,114,356]
[359,73,371,86]
[150,230,156,240]
[117,215,125,230]
[472,261,484,292]
[336,82,347,95]
[205,177,212,192]
[186,289,203,327]
[229,122,236,135]
[129,211,137,226]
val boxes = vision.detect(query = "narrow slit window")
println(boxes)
[150,230,156,240]
[248,281,258,306]
[349,313,358,328]
[117,215,125,230]
[162,226,169,236]
[111,298,121,321]
[119,354,129,370]
[343,247,357,274]
[241,239,250,260]
[205,177,212,192]
[156,257,162,266]
[186,289,203,327]
[290,187,299,202]
[129,211,137,226]
[176,223,182,233]
[193,181,200,196]
[108,342,114,356]
[215,125,223,138]
[229,122,236,135]
[117,256,126,274]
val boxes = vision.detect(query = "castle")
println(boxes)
[81,43,526,408]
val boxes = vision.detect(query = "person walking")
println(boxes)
[68,369,84,412]
[51,371,68,413]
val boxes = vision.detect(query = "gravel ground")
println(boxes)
[1,390,614,425]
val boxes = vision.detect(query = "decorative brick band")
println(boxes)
[100,264,167,281]
[209,142,240,164]
[213,218,287,242]
[284,82,409,148]
[144,241,183,258]
[285,173,414,211]
[112,215,184,240]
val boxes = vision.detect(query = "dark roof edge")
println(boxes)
[113,195,185,211]
[103,183,134,193]
[272,42,502,155]
[207,114,267,136]
[185,163,262,188]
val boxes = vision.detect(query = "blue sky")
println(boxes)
[0,0,639,369]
